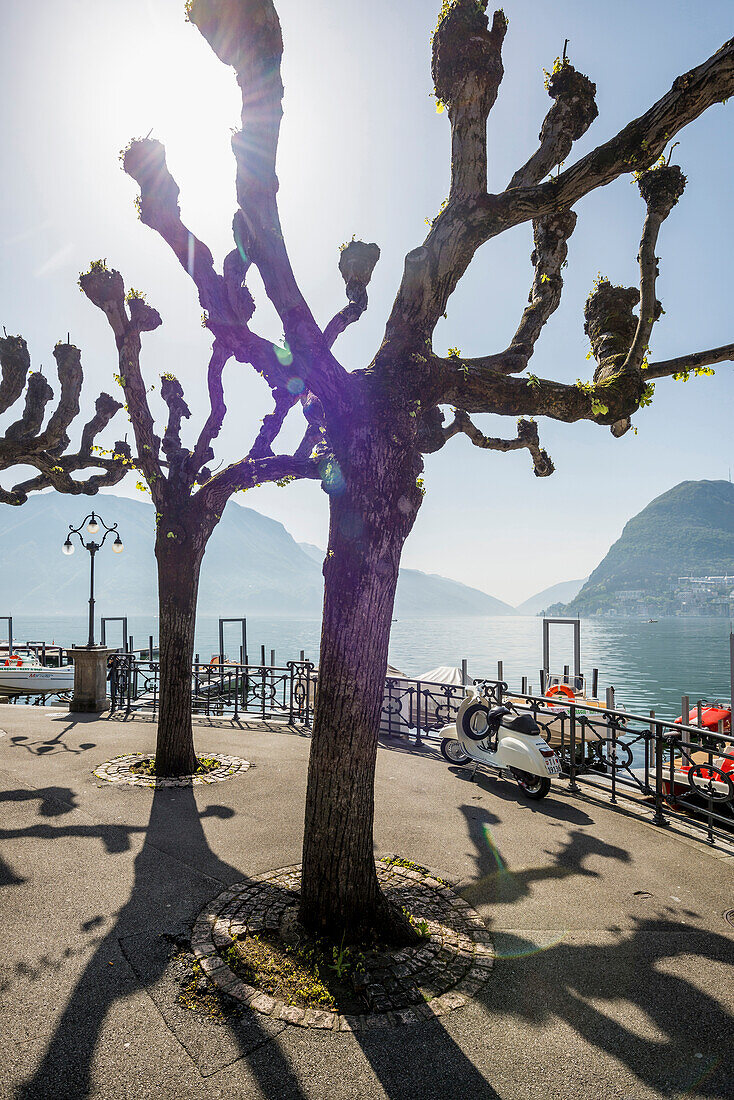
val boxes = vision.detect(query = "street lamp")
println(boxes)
[63,511,123,648]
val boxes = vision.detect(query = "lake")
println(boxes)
[6,613,733,723]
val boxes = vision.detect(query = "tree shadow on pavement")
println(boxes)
[455,797,733,1098]
[8,783,307,1100]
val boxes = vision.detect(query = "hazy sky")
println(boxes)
[1,0,732,605]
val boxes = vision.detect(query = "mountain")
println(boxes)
[558,480,734,616]
[514,578,588,616]
[298,542,514,617]
[0,493,513,618]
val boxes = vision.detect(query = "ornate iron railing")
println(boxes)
[109,655,317,726]
[108,655,733,848]
[466,679,734,849]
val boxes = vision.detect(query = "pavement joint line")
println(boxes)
[194,858,495,1031]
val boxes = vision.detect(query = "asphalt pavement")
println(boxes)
[1,704,732,1100]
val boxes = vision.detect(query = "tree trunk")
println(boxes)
[154,521,207,777]
[299,426,422,944]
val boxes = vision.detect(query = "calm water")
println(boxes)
[7,613,733,722]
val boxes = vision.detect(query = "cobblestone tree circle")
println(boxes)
[192,859,496,1030]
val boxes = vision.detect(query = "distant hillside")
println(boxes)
[560,480,734,616]
[514,577,587,616]
[298,543,514,617]
[0,493,513,618]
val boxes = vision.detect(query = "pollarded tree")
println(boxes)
[125,0,732,941]
[0,333,129,502]
[77,252,323,777]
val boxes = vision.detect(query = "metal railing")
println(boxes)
[465,679,734,848]
[109,655,317,727]
[108,655,733,848]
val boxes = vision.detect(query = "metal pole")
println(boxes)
[8,617,12,657]
[573,618,581,684]
[592,668,599,699]
[605,686,615,710]
[461,658,468,687]
[261,644,266,665]
[270,649,275,668]
[521,676,528,694]
[681,694,690,758]
[542,620,549,678]
[87,546,96,647]
[497,660,503,682]
[149,635,154,660]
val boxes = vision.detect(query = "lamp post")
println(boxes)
[63,511,123,648]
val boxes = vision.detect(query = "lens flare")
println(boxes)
[273,341,293,366]
[459,823,569,959]
[318,458,346,496]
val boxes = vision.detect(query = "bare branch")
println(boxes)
[160,374,192,467]
[0,335,128,505]
[384,36,734,348]
[644,342,734,379]
[0,334,30,415]
[324,241,380,349]
[187,0,348,409]
[190,342,231,475]
[432,4,507,200]
[508,62,597,190]
[78,264,163,485]
[443,409,554,476]
[249,388,297,460]
[200,450,319,514]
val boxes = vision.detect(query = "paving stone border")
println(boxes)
[93,752,251,788]
[191,858,495,1030]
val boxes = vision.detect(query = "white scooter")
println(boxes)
[440,682,562,800]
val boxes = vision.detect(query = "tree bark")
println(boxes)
[154,517,207,777]
[299,423,422,944]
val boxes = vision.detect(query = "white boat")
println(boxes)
[0,657,74,696]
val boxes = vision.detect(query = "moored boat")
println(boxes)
[0,655,74,696]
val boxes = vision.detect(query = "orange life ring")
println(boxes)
[545,683,575,701]
[4,655,22,666]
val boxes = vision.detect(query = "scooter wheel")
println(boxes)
[441,738,471,766]
[460,702,491,741]
[514,772,551,800]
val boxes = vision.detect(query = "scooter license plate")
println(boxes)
[546,756,561,776]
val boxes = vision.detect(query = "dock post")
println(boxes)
[681,695,690,759]
[271,649,275,668]
[605,686,615,710]
[539,669,546,695]
[521,675,528,695]
[497,660,503,683]
[300,650,305,663]
[568,706,579,792]
[461,659,468,687]
[652,722,667,826]
[591,668,599,699]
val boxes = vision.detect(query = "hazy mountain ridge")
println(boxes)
[556,480,734,616]
[514,577,588,616]
[0,493,513,618]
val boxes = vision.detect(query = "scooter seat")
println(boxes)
[503,713,540,736]
[486,705,511,723]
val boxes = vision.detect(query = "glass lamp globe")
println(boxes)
[86,516,99,534]
[112,536,124,554]
[62,539,74,556]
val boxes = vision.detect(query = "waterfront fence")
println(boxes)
[107,656,733,850]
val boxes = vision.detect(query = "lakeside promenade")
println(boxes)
[1,705,733,1099]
